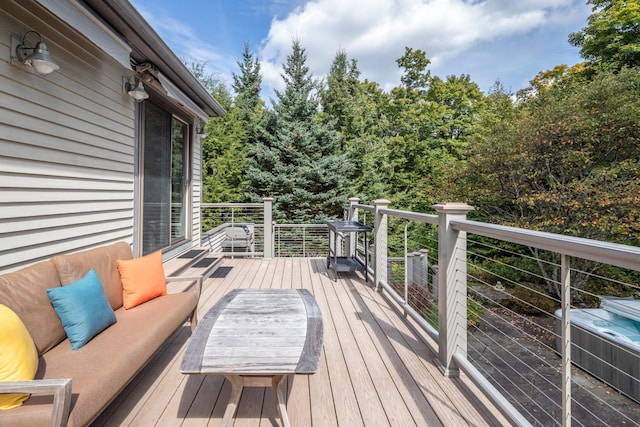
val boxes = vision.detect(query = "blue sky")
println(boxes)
[130,0,592,102]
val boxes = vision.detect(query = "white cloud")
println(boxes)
[259,0,590,96]
[133,3,234,83]
[130,0,590,102]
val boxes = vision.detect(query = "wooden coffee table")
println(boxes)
[180,289,323,427]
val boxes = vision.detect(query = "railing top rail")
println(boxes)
[201,203,264,208]
[353,204,374,212]
[381,208,439,225]
[453,219,640,272]
[274,223,327,228]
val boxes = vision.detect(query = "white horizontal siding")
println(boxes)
[0,231,134,271]
[0,74,133,146]
[0,1,136,272]
[192,136,203,245]
[0,170,132,193]
[1,138,133,172]
[0,202,134,224]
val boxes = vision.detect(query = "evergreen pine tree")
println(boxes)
[232,42,264,136]
[320,50,359,147]
[246,40,353,223]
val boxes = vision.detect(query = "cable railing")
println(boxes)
[199,198,640,426]
[364,201,640,427]
[273,224,327,257]
[201,203,265,256]
[463,234,640,426]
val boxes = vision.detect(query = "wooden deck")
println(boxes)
[91,257,510,427]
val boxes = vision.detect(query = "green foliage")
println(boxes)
[186,61,247,204]
[200,46,267,206]
[516,64,588,101]
[427,74,484,141]
[245,41,353,222]
[319,49,360,144]
[320,52,393,202]
[390,281,483,328]
[233,42,263,115]
[458,68,640,300]
[463,68,640,246]
[187,60,222,94]
[396,47,431,91]
[569,0,640,71]
[200,4,640,306]
[467,297,485,328]
[201,93,248,203]
[386,49,484,214]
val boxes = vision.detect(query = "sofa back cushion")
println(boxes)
[51,242,133,310]
[0,261,66,355]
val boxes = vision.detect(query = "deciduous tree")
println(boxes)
[569,0,640,70]
[188,61,248,204]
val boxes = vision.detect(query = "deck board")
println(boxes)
[307,259,363,427]
[92,257,508,427]
[318,262,391,426]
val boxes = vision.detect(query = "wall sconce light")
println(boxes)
[125,76,149,102]
[196,121,208,138]
[14,31,60,75]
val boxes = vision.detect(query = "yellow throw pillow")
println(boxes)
[117,251,167,309]
[0,304,38,410]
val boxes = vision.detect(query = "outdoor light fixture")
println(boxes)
[14,31,60,75]
[196,121,208,138]
[125,76,149,102]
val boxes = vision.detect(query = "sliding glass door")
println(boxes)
[142,101,189,254]
[170,118,187,243]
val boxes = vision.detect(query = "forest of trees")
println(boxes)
[197,0,640,299]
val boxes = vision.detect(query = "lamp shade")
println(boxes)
[24,41,59,75]
[128,81,149,101]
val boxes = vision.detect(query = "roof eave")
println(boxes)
[84,0,225,118]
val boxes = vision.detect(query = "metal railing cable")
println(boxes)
[460,229,640,426]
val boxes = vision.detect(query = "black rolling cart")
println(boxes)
[326,221,373,281]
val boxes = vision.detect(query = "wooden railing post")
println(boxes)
[374,199,390,291]
[263,197,273,258]
[433,202,474,377]
[419,249,429,289]
[348,197,360,222]
[346,197,360,258]
[407,252,416,286]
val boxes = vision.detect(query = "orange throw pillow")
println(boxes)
[117,251,167,309]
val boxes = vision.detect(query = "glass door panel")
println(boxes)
[171,118,187,243]
[141,102,190,254]
[142,102,171,254]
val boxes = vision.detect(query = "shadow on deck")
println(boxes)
[92,257,509,426]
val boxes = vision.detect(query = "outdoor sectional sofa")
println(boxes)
[0,242,201,427]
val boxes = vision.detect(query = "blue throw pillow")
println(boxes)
[47,269,117,350]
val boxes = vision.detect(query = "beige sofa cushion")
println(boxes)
[0,261,65,355]
[3,291,198,427]
[51,242,132,310]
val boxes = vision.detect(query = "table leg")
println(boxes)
[221,375,243,427]
[272,375,291,427]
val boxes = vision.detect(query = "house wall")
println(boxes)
[0,1,136,272]
[192,137,203,247]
